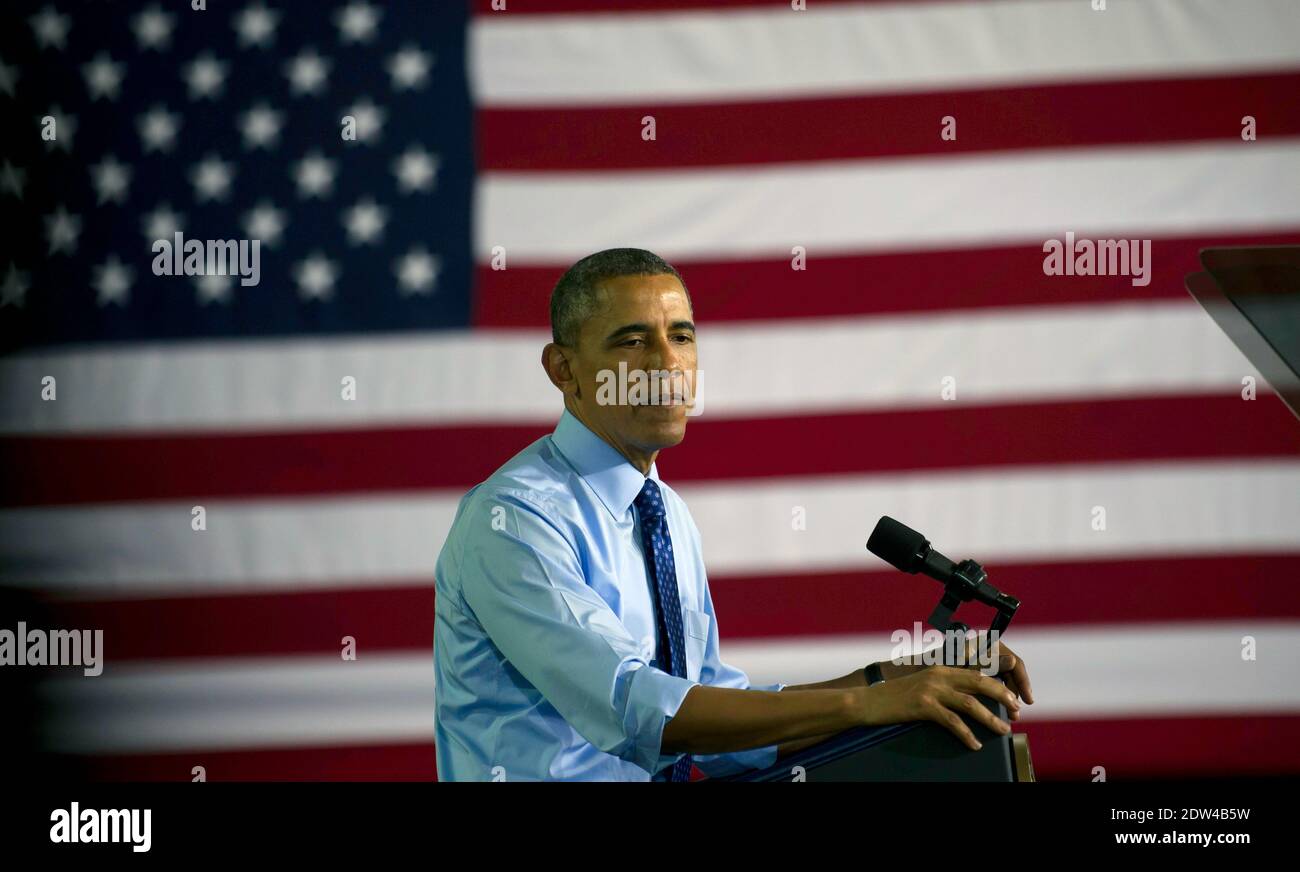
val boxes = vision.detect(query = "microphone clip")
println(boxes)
[926,558,1020,638]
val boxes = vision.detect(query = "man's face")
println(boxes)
[555,273,698,462]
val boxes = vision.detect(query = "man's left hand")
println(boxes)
[966,635,1034,720]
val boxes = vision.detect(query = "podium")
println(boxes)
[711,517,1037,781]
[716,692,1034,782]
[1185,245,1300,420]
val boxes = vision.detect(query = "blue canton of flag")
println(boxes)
[0,0,473,352]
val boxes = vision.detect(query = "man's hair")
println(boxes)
[549,248,690,347]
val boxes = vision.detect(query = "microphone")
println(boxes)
[866,515,959,584]
[866,516,1020,635]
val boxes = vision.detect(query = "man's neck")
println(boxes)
[565,402,658,475]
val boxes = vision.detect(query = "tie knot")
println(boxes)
[634,478,666,521]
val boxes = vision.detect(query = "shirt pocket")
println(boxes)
[682,608,711,683]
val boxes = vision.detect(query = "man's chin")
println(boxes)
[637,411,689,448]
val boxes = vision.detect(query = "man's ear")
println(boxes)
[541,342,580,398]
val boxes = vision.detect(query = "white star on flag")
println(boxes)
[295,254,338,301]
[195,273,235,306]
[82,53,125,101]
[0,263,29,308]
[395,247,440,296]
[29,6,71,51]
[336,2,381,44]
[344,97,385,144]
[244,202,287,247]
[45,206,81,256]
[393,146,439,194]
[191,155,235,202]
[235,3,280,49]
[344,198,387,245]
[43,106,76,152]
[388,47,432,90]
[285,48,330,97]
[240,104,284,150]
[138,106,181,153]
[0,59,18,97]
[132,5,175,51]
[184,53,228,100]
[90,156,131,205]
[1,162,25,199]
[142,203,185,242]
[294,152,336,198]
[93,255,134,307]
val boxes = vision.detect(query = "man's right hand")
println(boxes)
[858,666,1019,751]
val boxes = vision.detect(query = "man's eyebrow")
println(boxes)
[603,323,649,343]
[603,320,696,342]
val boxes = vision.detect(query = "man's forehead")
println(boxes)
[589,273,691,318]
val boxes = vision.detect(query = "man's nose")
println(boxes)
[644,334,685,372]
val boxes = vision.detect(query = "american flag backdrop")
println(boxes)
[1,0,1299,781]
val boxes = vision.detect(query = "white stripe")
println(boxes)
[729,623,1300,720]
[471,0,1300,106]
[0,301,1260,433]
[680,460,1300,576]
[40,655,434,753]
[3,460,1297,593]
[38,622,1300,753]
[478,141,1300,261]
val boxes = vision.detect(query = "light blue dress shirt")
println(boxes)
[433,408,784,781]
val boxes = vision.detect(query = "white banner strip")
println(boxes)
[2,460,1297,592]
[37,622,1300,753]
[0,301,1258,433]
[470,0,1300,106]
[478,141,1300,261]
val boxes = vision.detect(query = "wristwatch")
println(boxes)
[864,661,886,686]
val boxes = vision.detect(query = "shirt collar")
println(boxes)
[551,408,660,521]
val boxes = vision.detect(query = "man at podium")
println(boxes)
[433,249,1034,782]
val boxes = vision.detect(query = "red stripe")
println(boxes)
[1022,713,1300,780]
[58,713,1300,780]
[479,73,1300,170]
[660,395,1300,481]
[708,555,1300,638]
[3,393,1297,507]
[42,554,1300,660]
[0,423,542,507]
[472,231,1300,327]
[66,742,439,782]
[48,585,438,661]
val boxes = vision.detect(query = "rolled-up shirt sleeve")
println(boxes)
[690,577,786,777]
[457,488,697,776]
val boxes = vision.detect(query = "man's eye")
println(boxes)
[621,339,643,347]
[673,334,694,343]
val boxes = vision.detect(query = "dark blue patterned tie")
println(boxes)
[634,478,694,782]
